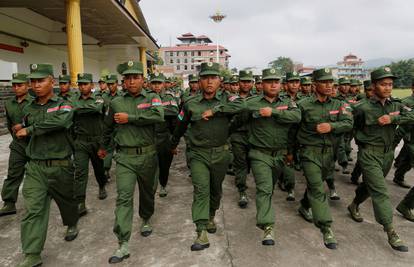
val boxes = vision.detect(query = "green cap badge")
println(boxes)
[262,68,281,81]
[338,77,351,85]
[77,73,93,83]
[150,72,166,83]
[312,68,334,82]
[11,73,29,83]
[58,74,71,83]
[239,70,254,81]
[28,63,54,79]
[286,71,301,81]
[117,61,144,75]
[199,62,220,76]
[370,67,397,81]
[350,79,360,86]
[188,74,199,83]
[300,76,312,85]
[106,74,118,83]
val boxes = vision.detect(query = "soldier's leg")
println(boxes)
[350,159,363,184]
[90,142,108,189]
[337,135,348,169]
[231,141,249,192]
[113,155,137,243]
[345,133,353,161]
[394,142,409,169]
[1,145,27,204]
[399,187,414,210]
[136,152,158,220]
[158,140,174,188]
[21,162,52,254]
[282,164,295,192]
[74,141,90,204]
[209,149,231,217]
[104,138,115,173]
[49,164,79,227]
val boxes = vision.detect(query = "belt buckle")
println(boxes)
[136,147,142,154]
[46,160,52,167]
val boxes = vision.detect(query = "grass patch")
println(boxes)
[392,88,411,98]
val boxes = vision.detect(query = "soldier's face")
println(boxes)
[301,85,312,94]
[239,81,253,93]
[124,74,144,94]
[255,83,263,91]
[150,81,164,94]
[189,81,199,91]
[338,85,349,94]
[350,86,358,94]
[12,83,29,97]
[79,82,93,95]
[200,75,220,94]
[108,82,118,93]
[287,80,300,94]
[99,81,107,91]
[30,76,54,98]
[262,79,281,97]
[59,82,70,93]
[315,80,333,96]
[230,83,239,93]
[365,89,374,98]
[165,82,171,88]
[374,78,393,99]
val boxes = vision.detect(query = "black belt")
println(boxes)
[31,159,71,167]
[117,145,156,155]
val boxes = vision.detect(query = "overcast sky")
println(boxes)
[140,0,414,70]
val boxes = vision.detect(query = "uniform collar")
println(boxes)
[370,95,392,104]
[125,89,146,98]
[312,94,332,103]
[199,92,221,102]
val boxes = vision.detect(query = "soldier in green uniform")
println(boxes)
[230,75,240,94]
[299,76,313,97]
[16,64,79,267]
[297,68,353,250]
[0,73,32,217]
[171,62,245,251]
[230,70,254,208]
[103,74,122,181]
[234,67,301,245]
[58,74,77,100]
[98,75,109,95]
[223,76,231,93]
[347,67,414,252]
[392,81,414,188]
[149,72,179,197]
[72,73,108,217]
[181,74,200,103]
[252,75,263,95]
[102,61,163,264]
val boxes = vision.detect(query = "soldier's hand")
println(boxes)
[285,154,294,165]
[202,109,214,120]
[378,115,392,126]
[171,147,178,155]
[316,123,332,134]
[16,128,28,138]
[259,107,273,117]
[12,124,23,133]
[114,113,129,124]
[97,148,107,159]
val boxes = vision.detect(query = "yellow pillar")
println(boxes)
[66,0,84,86]
[139,47,148,78]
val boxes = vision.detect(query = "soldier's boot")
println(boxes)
[329,189,340,201]
[191,230,210,251]
[277,180,286,192]
[396,203,414,222]
[393,178,411,189]
[0,202,17,217]
[159,186,168,198]
[385,227,408,252]
[64,224,79,241]
[17,254,42,267]
[238,191,248,209]
[321,227,337,250]
[342,166,350,175]
[286,190,295,201]
[98,186,107,200]
[298,205,313,223]
[347,201,363,222]
[140,219,153,237]
[350,175,359,185]
[108,242,130,264]
[78,202,87,217]
[105,170,111,183]
[206,216,217,234]
[262,225,275,246]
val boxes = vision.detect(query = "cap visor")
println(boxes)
[11,79,28,83]
[199,70,220,76]
[122,70,144,75]
[28,73,49,79]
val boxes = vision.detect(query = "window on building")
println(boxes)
[191,51,195,56]
[184,58,188,63]
[198,51,201,56]
[170,52,173,57]
[177,59,180,63]
[184,52,187,56]
[210,58,214,62]
[170,59,173,64]
[220,50,223,55]
[192,58,195,63]
[184,65,188,70]
[191,65,194,70]
[177,65,180,70]
[176,52,180,56]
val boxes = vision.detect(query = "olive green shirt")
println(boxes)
[155,91,179,136]
[297,95,353,147]
[5,93,33,147]
[23,95,74,160]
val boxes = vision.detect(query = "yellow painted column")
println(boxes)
[139,47,148,78]
[66,0,84,86]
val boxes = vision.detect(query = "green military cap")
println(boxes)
[239,70,254,81]
[199,62,220,76]
[254,75,262,83]
[312,68,334,81]
[333,79,339,86]
[363,80,372,89]
[117,60,144,75]
[262,68,282,81]
[58,74,71,83]
[300,76,312,85]
[98,76,107,83]
[230,75,239,83]
[350,79,360,86]
[11,73,29,83]
[338,77,351,85]
[106,74,118,83]
[165,77,171,83]
[28,63,54,79]
[77,73,93,83]
[188,74,199,82]
[370,66,397,81]
[223,76,230,84]
[149,72,166,83]
[286,71,301,81]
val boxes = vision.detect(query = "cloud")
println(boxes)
[141,0,414,69]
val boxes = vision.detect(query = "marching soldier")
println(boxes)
[181,74,200,103]
[58,74,77,101]
[230,75,240,94]
[0,73,32,217]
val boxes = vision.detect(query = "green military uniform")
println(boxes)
[230,70,254,207]
[349,67,414,252]
[105,61,163,249]
[57,75,78,101]
[172,62,245,251]
[181,74,200,103]
[297,68,353,249]
[150,73,179,192]
[235,68,301,245]
[20,64,79,266]
[72,73,108,214]
[0,73,32,216]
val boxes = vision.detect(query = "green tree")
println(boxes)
[268,57,294,75]
[384,59,414,88]
[153,51,164,66]
[220,67,232,78]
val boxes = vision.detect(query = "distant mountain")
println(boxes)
[363,58,395,69]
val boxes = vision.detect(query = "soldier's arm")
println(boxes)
[212,96,247,116]
[391,104,414,125]
[75,100,105,115]
[171,104,191,148]
[128,96,165,126]
[271,101,302,124]
[330,104,354,134]
[25,102,73,136]
[103,104,116,149]
[5,102,13,135]
[393,125,410,148]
